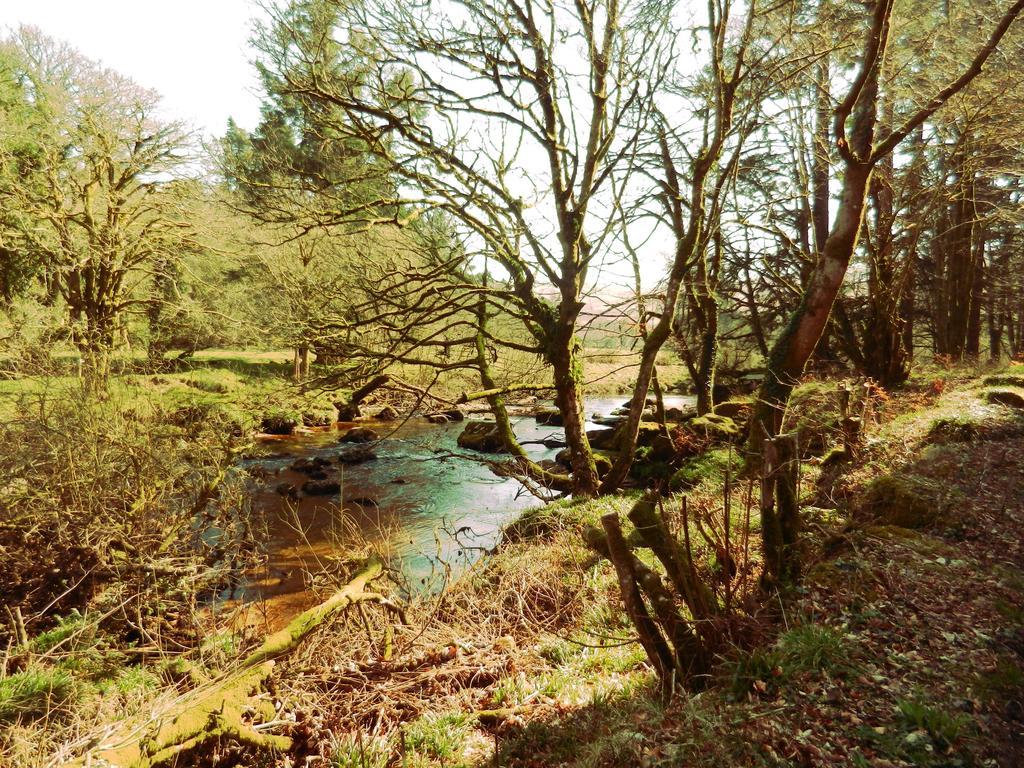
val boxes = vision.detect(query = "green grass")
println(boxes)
[727,624,854,699]
[0,348,347,432]
[669,447,743,492]
[501,494,636,543]
[29,611,91,654]
[402,711,473,764]
[332,733,390,768]
[0,667,77,723]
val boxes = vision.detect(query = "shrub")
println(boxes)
[0,387,259,647]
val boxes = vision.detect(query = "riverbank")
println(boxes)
[0,346,704,434]
[4,363,1023,767]
[250,364,1024,766]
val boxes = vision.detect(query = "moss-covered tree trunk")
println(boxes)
[694,308,719,416]
[474,295,571,491]
[550,324,599,497]
[76,559,389,768]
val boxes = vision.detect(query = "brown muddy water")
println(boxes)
[226,397,695,627]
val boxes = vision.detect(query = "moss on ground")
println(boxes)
[668,447,743,492]
[983,387,1024,409]
[860,473,958,529]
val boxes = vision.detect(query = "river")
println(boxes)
[232,396,695,624]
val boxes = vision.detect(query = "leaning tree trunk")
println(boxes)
[750,160,874,441]
[747,0,1024,443]
[474,296,572,491]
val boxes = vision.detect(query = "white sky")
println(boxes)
[0,0,265,138]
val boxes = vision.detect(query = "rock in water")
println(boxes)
[335,403,361,422]
[376,405,400,421]
[426,409,465,423]
[457,421,506,453]
[665,406,697,422]
[302,479,341,496]
[535,408,563,426]
[275,482,298,499]
[338,446,377,464]
[587,427,617,450]
[340,427,379,443]
[289,456,331,475]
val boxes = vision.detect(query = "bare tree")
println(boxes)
[254,0,673,496]
[600,0,802,491]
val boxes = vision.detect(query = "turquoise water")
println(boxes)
[240,397,694,612]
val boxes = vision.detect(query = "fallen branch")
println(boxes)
[73,558,389,768]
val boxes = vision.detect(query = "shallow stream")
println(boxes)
[234,396,695,624]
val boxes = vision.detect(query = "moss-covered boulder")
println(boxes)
[631,422,666,447]
[552,449,615,476]
[669,447,744,491]
[301,407,336,427]
[687,413,740,440]
[861,474,953,529]
[629,445,674,483]
[587,422,665,454]
[984,388,1024,409]
[785,380,843,456]
[664,405,696,422]
[714,398,752,422]
[586,426,617,450]
[983,373,1024,388]
[927,416,981,444]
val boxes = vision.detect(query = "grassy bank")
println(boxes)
[4,363,1023,767]
[254,363,1023,768]
[0,349,338,430]
[0,346,694,429]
